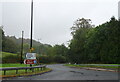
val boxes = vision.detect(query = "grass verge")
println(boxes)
[0,63,37,68]
[64,64,119,69]
[0,68,52,78]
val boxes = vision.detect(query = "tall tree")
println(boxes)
[68,18,93,63]
[71,18,94,35]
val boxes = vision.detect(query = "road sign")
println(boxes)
[30,48,34,52]
[24,59,37,64]
[26,53,36,59]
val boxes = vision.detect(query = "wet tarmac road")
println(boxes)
[5,64,118,80]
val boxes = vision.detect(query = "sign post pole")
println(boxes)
[30,0,33,68]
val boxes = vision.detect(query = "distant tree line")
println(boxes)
[1,16,119,64]
[1,28,68,63]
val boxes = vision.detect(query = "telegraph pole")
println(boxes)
[30,0,33,50]
[30,0,33,67]
[20,31,24,64]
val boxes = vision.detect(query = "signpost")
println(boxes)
[24,59,37,64]
[24,53,37,64]
[26,53,36,59]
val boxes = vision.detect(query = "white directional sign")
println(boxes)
[26,53,36,59]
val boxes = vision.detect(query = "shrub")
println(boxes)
[2,55,20,63]
[54,55,66,63]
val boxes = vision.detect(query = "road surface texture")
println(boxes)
[4,64,119,80]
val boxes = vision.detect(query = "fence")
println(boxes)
[0,65,46,75]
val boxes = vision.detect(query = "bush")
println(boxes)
[38,55,67,64]
[38,55,54,64]
[54,55,66,63]
[2,55,20,63]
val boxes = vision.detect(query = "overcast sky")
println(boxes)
[0,0,119,46]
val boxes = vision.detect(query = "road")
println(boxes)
[5,64,118,80]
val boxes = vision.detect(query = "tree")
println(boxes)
[23,43,30,53]
[2,37,19,53]
[71,18,94,35]
[84,17,119,63]
[68,18,93,63]
[52,44,68,56]
[0,26,4,51]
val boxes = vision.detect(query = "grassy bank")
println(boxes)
[1,52,17,58]
[1,52,20,63]
[65,64,119,69]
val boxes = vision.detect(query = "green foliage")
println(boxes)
[38,55,66,64]
[71,18,94,35]
[1,52,17,58]
[0,27,5,52]
[3,38,19,53]
[2,52,20,63]
[85,17,119,63]
[69,18,93,63]
[50,44,68,56]
[0,28,2,52]
[39,55,54,64]
[1,17,119,64]
[54,55,66,63]
[68,17,120,64]
[23,43,30,53]
[65,64,119,69]
[1,27,69,64]
[0,63,37,68]
[38,44,69,63]
[0,67,51,77]
[2,34,19,54]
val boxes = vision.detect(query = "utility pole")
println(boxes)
[30,0,33,50]
[20,31,24,64]
[30,0,33,67]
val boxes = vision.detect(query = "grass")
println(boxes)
[0,63,51,77]
[88,64,120,65]
[65,64,119,69]
[0,68,52,78]
[0,63,37,68]
[0,51,38,68]
[0,52,52,77]
[1,52,17,58]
